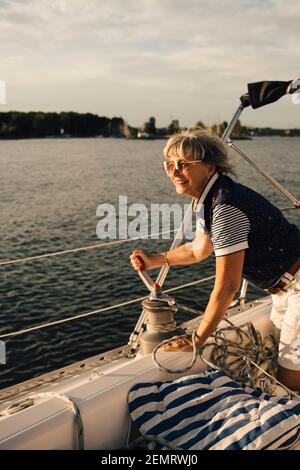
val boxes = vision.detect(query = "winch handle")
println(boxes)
[138,268,161,295]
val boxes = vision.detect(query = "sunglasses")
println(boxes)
[162,160,202,177]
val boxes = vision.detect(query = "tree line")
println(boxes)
[0,111,124,139]
[1,111,299,139]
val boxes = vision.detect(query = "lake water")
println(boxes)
[0,136,299,389]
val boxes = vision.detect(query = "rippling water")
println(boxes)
[0,136,299,389]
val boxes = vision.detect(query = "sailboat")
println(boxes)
[0,79,300,450]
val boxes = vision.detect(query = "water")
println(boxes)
[0,137,299,389]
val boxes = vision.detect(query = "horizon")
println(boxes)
[1,0,300,128]
[1,109,300,131]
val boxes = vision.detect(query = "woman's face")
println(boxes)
[168,156,215,198]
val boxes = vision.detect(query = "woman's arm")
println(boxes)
[161,250,245,351]
[195,250,245,344]
[130,231,213,270]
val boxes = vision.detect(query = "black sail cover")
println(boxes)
[241,79,300,109]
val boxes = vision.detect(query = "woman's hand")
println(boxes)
[161,334,203,352]
[130,249,155,271]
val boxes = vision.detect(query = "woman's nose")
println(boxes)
[172,166,181,176]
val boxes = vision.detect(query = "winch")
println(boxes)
[139,296,185,355]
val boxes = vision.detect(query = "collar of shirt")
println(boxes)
[194,172,219,211]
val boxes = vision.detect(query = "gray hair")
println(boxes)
[163,129,235,176]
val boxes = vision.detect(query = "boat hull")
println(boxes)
[2,297,295,450]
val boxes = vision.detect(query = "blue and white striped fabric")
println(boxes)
[211,204,250,256]
[128,370,300,450]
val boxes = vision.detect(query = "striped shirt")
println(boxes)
[197,173,300,290]
[211,204,250,256]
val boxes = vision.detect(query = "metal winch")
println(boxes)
[139,296,186,355]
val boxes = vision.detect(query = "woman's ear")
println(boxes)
[207,164,216,176]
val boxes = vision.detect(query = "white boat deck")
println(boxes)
[2,296,293,450]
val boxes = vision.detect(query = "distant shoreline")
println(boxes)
[1,111,300,140]
[1,134,300,141]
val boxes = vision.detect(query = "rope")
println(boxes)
[152,319,278,387]
[0,228,187,267]
[244,357,300,401]
[1,392,84,450]
[147,321,177,334]
[175,302,205,316]
[161,275,215,293]
[126,434,183,451]
[281,206,300,211]
[152,330,200,374]
[130,321,298,450]
[0,275,215,339]
[0,296,147,339]
[1,204,297,268]
[198,319,278,388]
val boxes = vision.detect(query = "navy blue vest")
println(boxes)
[203,175,300,290]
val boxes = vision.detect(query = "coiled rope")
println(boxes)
[129,320,299,451]
[152,318,278,388]
[198,319,277,388]
[152,330,200,374]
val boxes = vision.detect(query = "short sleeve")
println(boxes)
[211,204,250,256]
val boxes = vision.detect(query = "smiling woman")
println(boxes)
[163,129,235,187]
[130,129,300,391]
[161,130,235,200]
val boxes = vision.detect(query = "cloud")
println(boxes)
[0,0,299,127]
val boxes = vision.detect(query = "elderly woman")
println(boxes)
[130,130,300,391]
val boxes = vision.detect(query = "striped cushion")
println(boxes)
[128,369,300,450]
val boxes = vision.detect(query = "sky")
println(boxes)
[0,0,300,128]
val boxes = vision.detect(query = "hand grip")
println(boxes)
[136,255,145,271]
